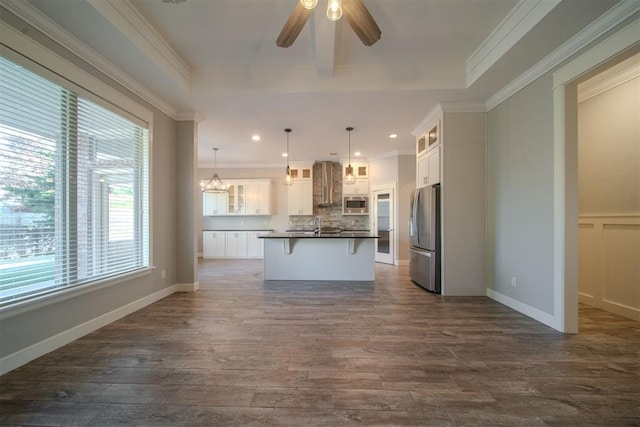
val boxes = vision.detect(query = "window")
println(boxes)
[0,54,149,307]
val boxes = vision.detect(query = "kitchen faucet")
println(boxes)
[313,216,322,234]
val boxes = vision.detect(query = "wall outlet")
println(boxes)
[161,269,166,279]
[511,277,517,288]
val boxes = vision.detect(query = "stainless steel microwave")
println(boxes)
[343,196,369,215]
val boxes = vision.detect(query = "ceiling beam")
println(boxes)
[312,9,337,80]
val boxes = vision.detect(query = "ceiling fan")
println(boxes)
[277,0,381,48]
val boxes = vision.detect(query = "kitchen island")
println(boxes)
[259,232,379,281]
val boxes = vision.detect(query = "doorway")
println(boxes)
[553,20,639,332]
[372,187,394,264]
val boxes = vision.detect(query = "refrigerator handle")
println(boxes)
[410,247,432,257]
[412,189,420,245]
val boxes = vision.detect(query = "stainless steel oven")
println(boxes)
[343,196,368,215]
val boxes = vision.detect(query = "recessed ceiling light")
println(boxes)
[282,152,288,157]
[252,135,261,141]
[389,133,398,139]
[354,152,361,157]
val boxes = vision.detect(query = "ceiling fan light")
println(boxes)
[300,0,318,10]
[326,0,342,21]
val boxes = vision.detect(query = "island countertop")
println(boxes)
[260,232,379,239]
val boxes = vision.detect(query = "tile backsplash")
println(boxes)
[288,213,369,231]
[288,161,369,230]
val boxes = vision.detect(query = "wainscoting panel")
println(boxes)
[578,223,597,301]
[578,215,640,321]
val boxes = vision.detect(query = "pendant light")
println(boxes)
[344,127,356,185]
[326,0,343,21]
[202,147,227,193]
[300,0,318,9]
[282,128,294,186]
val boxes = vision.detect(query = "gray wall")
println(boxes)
[397,155,416,263]
[441,112,486,295]
[486,74,556,315]
[0,12,179,359]
[176,122,198,285]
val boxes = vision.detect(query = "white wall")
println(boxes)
[577,74,640,320]
[578,76,640,215]
[369,155,398,186]
[487,74,556,315]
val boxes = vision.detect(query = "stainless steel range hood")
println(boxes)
[317,161,336,207]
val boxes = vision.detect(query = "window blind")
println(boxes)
[0,54,149,307]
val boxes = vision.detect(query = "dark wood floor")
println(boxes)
[1,260,639,426]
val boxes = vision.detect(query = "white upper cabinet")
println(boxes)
[417,145,440,188]
[343,162,369,195]
[416,119,441,188]
[202,192,227,216]
[289,165,313,181]
[202,179,272,216]
[226,182,246,215]
[288,180,313,216]
[245,179,272,215]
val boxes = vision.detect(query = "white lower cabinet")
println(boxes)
[225,232,247,257]
[203,231,226,258]
[246,231,267,258]
[203,230,270,259]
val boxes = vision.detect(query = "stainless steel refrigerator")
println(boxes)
[409,184,441,293]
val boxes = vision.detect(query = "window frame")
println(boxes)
[0,22,154,316]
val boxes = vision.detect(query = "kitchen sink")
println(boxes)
[318,227,342,234]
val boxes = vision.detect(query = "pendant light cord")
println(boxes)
[347,126,353,167]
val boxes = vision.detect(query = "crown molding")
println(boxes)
[440,101,488,113]
[175,111,207,123]
[412,104,443,137]
[578,56,640,103]
[87,0,191,90]
[412,102,487,137]
[368,150,414,162]
[0,0,179,119]
[466,0,561,87]
[486,0,640,110]
[199,163,284,169]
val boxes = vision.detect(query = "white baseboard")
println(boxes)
[176,282,199,292]
[0,285,177,375]
[486,288,558,331]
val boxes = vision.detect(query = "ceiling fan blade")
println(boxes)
[276,2,313,48]
[342,0,381,46]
